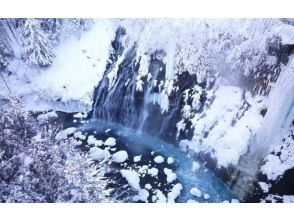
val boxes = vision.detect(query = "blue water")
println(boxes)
[79,119,237,202]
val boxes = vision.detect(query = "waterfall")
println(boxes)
[255,56,294,156]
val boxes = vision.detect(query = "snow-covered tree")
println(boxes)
[22,19,55,67]
[0,98,114,202]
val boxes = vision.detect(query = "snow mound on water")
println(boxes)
[55,127,76,140]
[133,155,142,162]
[133,189,149,202]
[167,157,174,164]
[104,137,116,146]
[154,155,164,163]
[112,151,128,163]
[120,169,141,191]
[89,147,110,161]
[163,168,177,183]
[167,183,183,203]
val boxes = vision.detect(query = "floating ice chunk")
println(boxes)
[145,184,152,190]
[167,157,174,164]
[89,147,110,161]
[55,127,76,140]
[73,112,88,119]
[74,131,86,140]
[151,151,154,155]
[167,183,183,203]
[154,155,164,163]
[37,111,58,121]
[112,151,128,163]
[148,167,159,177]
[105,128,111,133]
[163,168,177,183]
[120,169,140,191]
[104,137,116,146]
[190,187,202,197]
[133,155,142,163]
[192,161,200,171]
[204,194,210,199]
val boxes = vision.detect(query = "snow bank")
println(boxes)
[112,151,128,163]
[120,169,140,191]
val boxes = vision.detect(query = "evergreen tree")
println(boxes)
[22,19,55,67]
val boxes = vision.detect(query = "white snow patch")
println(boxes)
[192,161,200,171]
[89,147,110,161]
[73,112,88,119]
[145,184,152,190]
[55,127,76,140]
[258,182,271,193]
[73,131,86,140]
[37,111,58,121]
[134,189,149,202]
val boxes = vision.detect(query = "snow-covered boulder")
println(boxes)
[147,167,159,177]
[37,111,58,121]
[112,151,128,163]
[120,169,140,191]
[104,137,116,146]
[167,157,174,164]
[55,127,76,140]
[133,155,142,162]
[154,155,164,163]
[134,189,149,202]
[89,147,110,161]
[167,183,183,203]
[73,112,88,119]
[74,131,86,140]
[163,168,177,183]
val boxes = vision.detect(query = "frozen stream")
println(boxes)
[75,119,237,203]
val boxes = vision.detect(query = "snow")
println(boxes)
[145,184,152,190]
[167,157,174,164]
[147,167,159,177]
[154,155,164,163]
[89,147,110,161]
[133,155,142,163]
[120,169,141,191]
[204,194,210,199]
[34,20,115,105]
[55,127,76,140]
[73,112,88,119]
[190,187,202,197]
[104,137,116,146]
[134,189,149,202]
[153,190,167,203]
[163,168,177,183]
[258,182,271,193]
[192,161,200,171]
[261,128,294,180]
[111,151,128,163]
[73,131,86,140]
[87,135,96,145]
[37,111,58,121]
[167,183,183,203]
